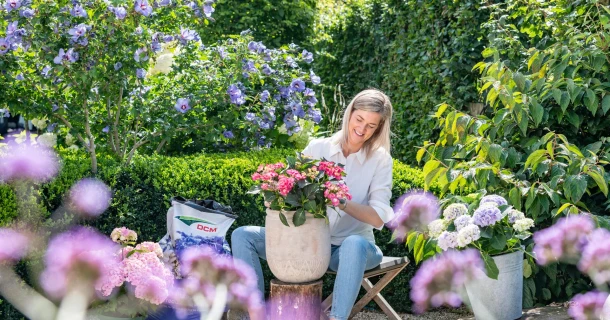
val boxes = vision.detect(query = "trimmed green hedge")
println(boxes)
[0,149,428,317]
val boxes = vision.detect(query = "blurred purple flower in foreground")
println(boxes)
[577,228,610,286]
[0,228,29,263]
[69,178,112,217]
[533,215,594,265]
[410,249,483,314]
[389,190,440,240]
[0,143,59,182]
[568,291,608,320]
[40,227,119,299]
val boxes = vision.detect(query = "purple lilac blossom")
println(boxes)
[69,178,112,217]
[310,70,321,85]
[4,0,21,12]
[479,194,508,207]
[472,205,502,227]
[136,68,147,78]
[568,291,608,320]
[577,228,610,286]
[0,228,29,263]
[70,4,88,18]
[389,191,440,240]
[19,7,34,18]
[135,0,153,16]
[533,215,594,265]
[40,227,120,299]
[223,130,234,139]
[174,98,191,113]
[301,49,313,63]
[114,62,122,71]
[260,90,270,102]
[203,0,214,17]
[0,143,59,182]
[227,84,246,105]
[0,38,9,54]
[285,56,297,68]
[410,249,483,314]
[53,48,78,64]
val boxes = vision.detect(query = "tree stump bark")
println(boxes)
[268,279,323,320]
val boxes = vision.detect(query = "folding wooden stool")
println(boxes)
[321,256,410,320]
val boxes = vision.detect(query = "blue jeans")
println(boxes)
[231,226,383,320]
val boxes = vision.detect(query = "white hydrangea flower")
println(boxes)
[31,117,48,130]
[507,209,526,224]
[513,218,535,232]
[437,231,458,251]
[454,215,474,231]
[442,203,468,220]
[37,133,57,148]
[427,219,448,238]
[457,224,481,248]
[65,133,75,146]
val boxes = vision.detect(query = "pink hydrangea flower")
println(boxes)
[110,227,137,244]
[0,228,29,263]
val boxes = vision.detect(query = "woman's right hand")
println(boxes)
[264,201,271,208]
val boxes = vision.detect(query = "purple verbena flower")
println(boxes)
[136,68,147,79]
[577,228,610,286]
[135,0,153,16]
[70,4,88,18]
[410,249,484,314]
[223,130,234,139]
[0,228,29,264]
[533,215,594,265]
[568,291,608,320]
[472,205,502,227]
[4,0,21,12]
[260,90,270,102]
[0,143,59,182]
[480,194,508,207]
[174,98,191,113]
[40,227,120,299]
[389,191,440,240]
[310,70,321,85]
[69,178,112,217]
[301,49,313,63]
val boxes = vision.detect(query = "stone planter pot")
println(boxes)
[465,251,523,320]
[265,209,331,283]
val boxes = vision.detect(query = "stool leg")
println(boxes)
[348,267,404,319]
[320,293,333,320]
[361,278,401,320]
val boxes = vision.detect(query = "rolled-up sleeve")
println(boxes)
[368,154,394,230]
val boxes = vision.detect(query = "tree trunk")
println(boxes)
[268,279,323,320]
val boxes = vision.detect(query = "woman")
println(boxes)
[231,88,394,320]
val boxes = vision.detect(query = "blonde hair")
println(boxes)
[332,88,393,157]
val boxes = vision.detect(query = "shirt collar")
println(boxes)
[330,140,366,164]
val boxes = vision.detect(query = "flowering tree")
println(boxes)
[1,0,323,173]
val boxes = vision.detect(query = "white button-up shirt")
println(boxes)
[302,137,394,246]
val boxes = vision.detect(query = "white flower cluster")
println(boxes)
[442,203,468,220]
[457,224,481,247]
[427,219,448,238]
[513,218,535,233]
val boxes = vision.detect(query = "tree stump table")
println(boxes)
[268,279,323,320]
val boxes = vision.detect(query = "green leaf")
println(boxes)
[406,231,419,251]
[552,88,562,105]
[413,233,426,264]
[292,208,306,226]
[542,263,557,279]
[525,149,547,169]
[303,200,317,213]
[542,288,552,301]
[513,72,526,91]
[509,187,522,211]
[416,147,426,163]
[286,156,297,168]
[563,175,587,204]
[586,170,608,197]
[481,252,499,280]
[523,278,536,308]
[489,144,502,163]
[279,212,289,227]
[559,91,570,112]
[583,89,598,115]
[285,193,301,206]
[556,203,571,216]
[602,95,610,115]
[530,101,544,126]
[523,260,532,278]
[491,233,507,250]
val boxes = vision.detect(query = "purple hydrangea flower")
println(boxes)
[261,63,274,75]
[472,205,502,227]
[178,27,198,44]
[112,6,126,19]
[0,143,59,182]
[0,228,29,264]
[69,178,112,217]
[577,228,610,286]
[389,191,440,240]
[4,0,21,12]
[260,90,270,102]
[135,0,153,16]
[568,291,608,320]
[227,84,246,105]
[285,56,298,68]
[308,109,322,123]
[70,4,88,18]
[480,194,508,207]
[136,68,147,79]
[533,215,594,265]
[223,130,234,139]
[174,98,191,113]
[0,38,9,55]
[410,249,484,314]
[53,48,78,64]
[19,7,34,18]
[203,0,214,17]
[68,23,89,41]
[301,49,313,63]
[134,47,148,62]
[40,227,120,299]
[310,70,321,85]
